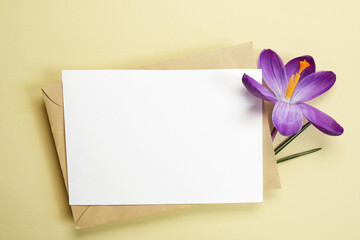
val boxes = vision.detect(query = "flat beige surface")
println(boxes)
[1,0,359,239]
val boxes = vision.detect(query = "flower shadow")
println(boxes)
[238,87,262,114]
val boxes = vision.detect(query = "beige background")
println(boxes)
[1,0,359,239]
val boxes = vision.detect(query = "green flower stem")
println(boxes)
[274,122,311,155]
[276,148,321,163]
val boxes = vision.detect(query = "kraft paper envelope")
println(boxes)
[42,42,280,229]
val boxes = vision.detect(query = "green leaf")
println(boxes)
[274,122,311,155]
[276,148,321,163]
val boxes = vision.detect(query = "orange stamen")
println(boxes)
[285,60,310,99]
[298,60,310,74]
[285,74,295,99]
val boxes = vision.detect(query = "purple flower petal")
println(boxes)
[272,101,303,136]
[290,71,336,103]
[298,103,344,136]
[242,74,277,103]
[285,55,315,82]
[258,49,288,99]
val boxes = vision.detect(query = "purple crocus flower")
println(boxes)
[242,49,343,136]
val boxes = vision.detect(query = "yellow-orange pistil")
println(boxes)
[285,60,310,99]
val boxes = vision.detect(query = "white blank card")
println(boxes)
[62,69,263,205]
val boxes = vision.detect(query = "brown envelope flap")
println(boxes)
[137,43,256,70]
[42,85,67,187]
[42,84,63,107]
[76,204,189,228]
